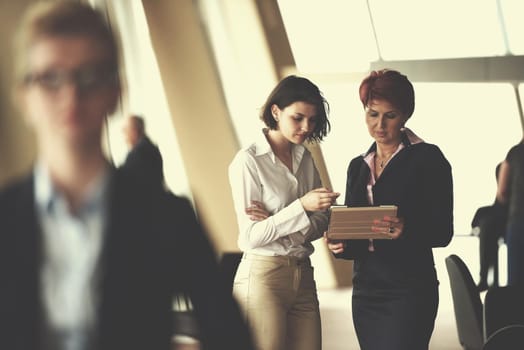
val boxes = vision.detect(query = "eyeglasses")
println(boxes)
[23,63,118,94]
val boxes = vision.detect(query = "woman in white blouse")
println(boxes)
[228,75,339,350]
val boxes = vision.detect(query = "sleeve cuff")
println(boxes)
[271,199,310,237]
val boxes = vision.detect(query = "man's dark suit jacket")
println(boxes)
[0,168,253,350]
[122,136,164,188]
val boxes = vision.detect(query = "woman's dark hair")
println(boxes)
[359,69,415,119]
[260,75,330,142]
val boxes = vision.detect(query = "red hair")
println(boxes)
[359,69,415,118]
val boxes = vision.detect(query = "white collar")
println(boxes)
[252,128,306,165]
[34,160,111,215]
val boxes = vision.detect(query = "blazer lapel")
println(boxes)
[8,176,43,349]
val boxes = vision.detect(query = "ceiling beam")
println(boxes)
[371,56,524,83]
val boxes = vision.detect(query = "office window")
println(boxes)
[310,80,366,200]
[278,0,378,73]
[104,1,191,197]
[412,83,521,234]
[198,0,278,149]
[279,0,515,64]
[499,0,524,54]
[368,0,506,60]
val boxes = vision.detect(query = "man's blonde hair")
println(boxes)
[14,0,120,85]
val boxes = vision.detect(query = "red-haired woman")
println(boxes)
[326,69,453,349]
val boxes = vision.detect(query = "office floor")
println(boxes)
[174,235,492,350]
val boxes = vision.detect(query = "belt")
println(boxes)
[242,253,311,266]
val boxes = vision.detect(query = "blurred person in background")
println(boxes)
[0,2,252,350]
[497,140,524,286]
[471,162,507,291]
[121,114,165,189]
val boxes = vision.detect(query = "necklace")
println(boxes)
[376,153,394,169]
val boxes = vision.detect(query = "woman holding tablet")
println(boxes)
[326,69,453,350]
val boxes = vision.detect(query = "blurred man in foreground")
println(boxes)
[0,2,252,349]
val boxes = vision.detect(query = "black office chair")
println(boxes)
[482,324,524,350]
[445,254,484,350]
[483,286,524,340]
[171,253,244,346]
[172,293,199,340]
[219,252,243,293]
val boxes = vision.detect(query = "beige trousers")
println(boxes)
[233,254,321,350]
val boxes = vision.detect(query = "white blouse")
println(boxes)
[228,129,329,258]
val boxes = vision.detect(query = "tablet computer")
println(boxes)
[326,205,398,240]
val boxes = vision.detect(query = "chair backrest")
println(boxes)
[484,286,524,340]
[172,293,200,339]
[220,252,243,293]
[482,324,524,350]
[445,254,484,350]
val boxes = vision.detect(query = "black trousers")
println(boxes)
[478,216,504,286]
[352,284,438,350]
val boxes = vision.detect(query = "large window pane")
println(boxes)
[278,0,378,73]
[198,0,278,149]
[411,83,521,235]
[500,0,524,54]
[107,1,191,197]
[313,79,367,200]
[369,0,506,60]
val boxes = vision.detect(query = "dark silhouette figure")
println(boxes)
[497,141,524,286]
[471,163,508,291]
[121,115,164,189]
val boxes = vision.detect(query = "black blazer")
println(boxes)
[0,168,252,350]
[121,136,164,188]
[335,139,454,290]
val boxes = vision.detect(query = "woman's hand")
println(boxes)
[300,188,340,212]
[245,200,269,221]
[371,215,404,239]
[324,232,346,254]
